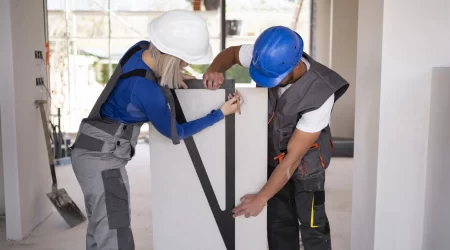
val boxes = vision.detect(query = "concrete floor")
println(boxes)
[0,144,353,250]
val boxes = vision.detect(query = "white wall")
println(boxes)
[351,0,384,248]
[329,0,358,138]
[353,0,450,249]
[423,68,450,250]
[0,0,53,240]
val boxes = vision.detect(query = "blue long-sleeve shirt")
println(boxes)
[100,41,224,140]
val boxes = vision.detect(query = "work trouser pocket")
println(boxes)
[102,168,130,229]
[293,170,325,192]
[293,172,330,234]
[112,139,135,161]
[309,191,328,229]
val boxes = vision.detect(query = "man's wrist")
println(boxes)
[206,64,222,73]
[256,192,270,204]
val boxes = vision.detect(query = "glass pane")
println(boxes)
[76,39,111,78]
[47,0,65,11]
[65,39,109,132]
[48,12,74,38]
[75,14,109,38]
[111,39,141,63]
[111,15,151,38]
[68,0,108,11]
[111,0,192,11]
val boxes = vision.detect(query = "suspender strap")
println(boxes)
[119,44,145,67]
[119,69,157,81]
[171,89,235,250]
[87,42,149,119]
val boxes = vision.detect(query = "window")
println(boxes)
[47,0,311,132]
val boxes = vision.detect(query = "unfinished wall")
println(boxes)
[422,68,450,250]
[0,0,52,240]
[313,0,331,67]
[351,0,384,248]
[329,0,358,138]
[353,0,450,249]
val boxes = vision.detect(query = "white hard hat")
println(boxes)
[147,10,213,65]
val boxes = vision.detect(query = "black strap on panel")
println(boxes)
[171,89,235,250]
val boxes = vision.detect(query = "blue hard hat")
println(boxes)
[249,26,304,88]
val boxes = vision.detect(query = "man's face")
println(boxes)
[277,71,295,87]
[275,62,304,87]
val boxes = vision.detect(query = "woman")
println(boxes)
[70,10,241,250]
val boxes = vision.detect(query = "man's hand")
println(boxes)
[233,129,321,219]
[203,70,224,90]
[232,194,266,218]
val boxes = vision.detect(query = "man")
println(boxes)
[202,26,349,250]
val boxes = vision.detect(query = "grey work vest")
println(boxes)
[71,41,180,160]
[268,53,349,178]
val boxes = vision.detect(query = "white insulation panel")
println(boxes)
[149,87,268,250]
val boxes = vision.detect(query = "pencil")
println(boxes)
[236,89,241,115]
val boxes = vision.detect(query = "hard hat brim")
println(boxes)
[183,44,213,65]
[249,63,291,88]
[148,21,213,65]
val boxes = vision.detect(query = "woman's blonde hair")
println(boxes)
[149,43,184,89]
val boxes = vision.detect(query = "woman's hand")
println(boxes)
[220,93,243,116]
[179,73,196,89]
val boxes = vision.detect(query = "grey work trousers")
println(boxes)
[71,148,135,250]
[267,167,331,250]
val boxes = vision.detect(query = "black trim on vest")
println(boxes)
[120,45,143,67]
[119,69,149,79]
[169,81,236,250]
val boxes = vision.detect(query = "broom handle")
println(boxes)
[36,101,57,189]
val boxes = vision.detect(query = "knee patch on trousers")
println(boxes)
[310,191,327,229]
[102,168,131,229]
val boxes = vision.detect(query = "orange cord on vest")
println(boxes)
[311,143,326,168]
[268,111,275,124]
[273,152,286,163]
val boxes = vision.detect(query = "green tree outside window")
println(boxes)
[189,64,251,84]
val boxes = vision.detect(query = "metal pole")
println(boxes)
[55,108,62,158]
[108,0,112,77]
[221,0,226,51]
[310,0,316,58]
[72,12,77,105]
[221,0,226,78]
[43,0,51,110]
[64,0,71,129]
